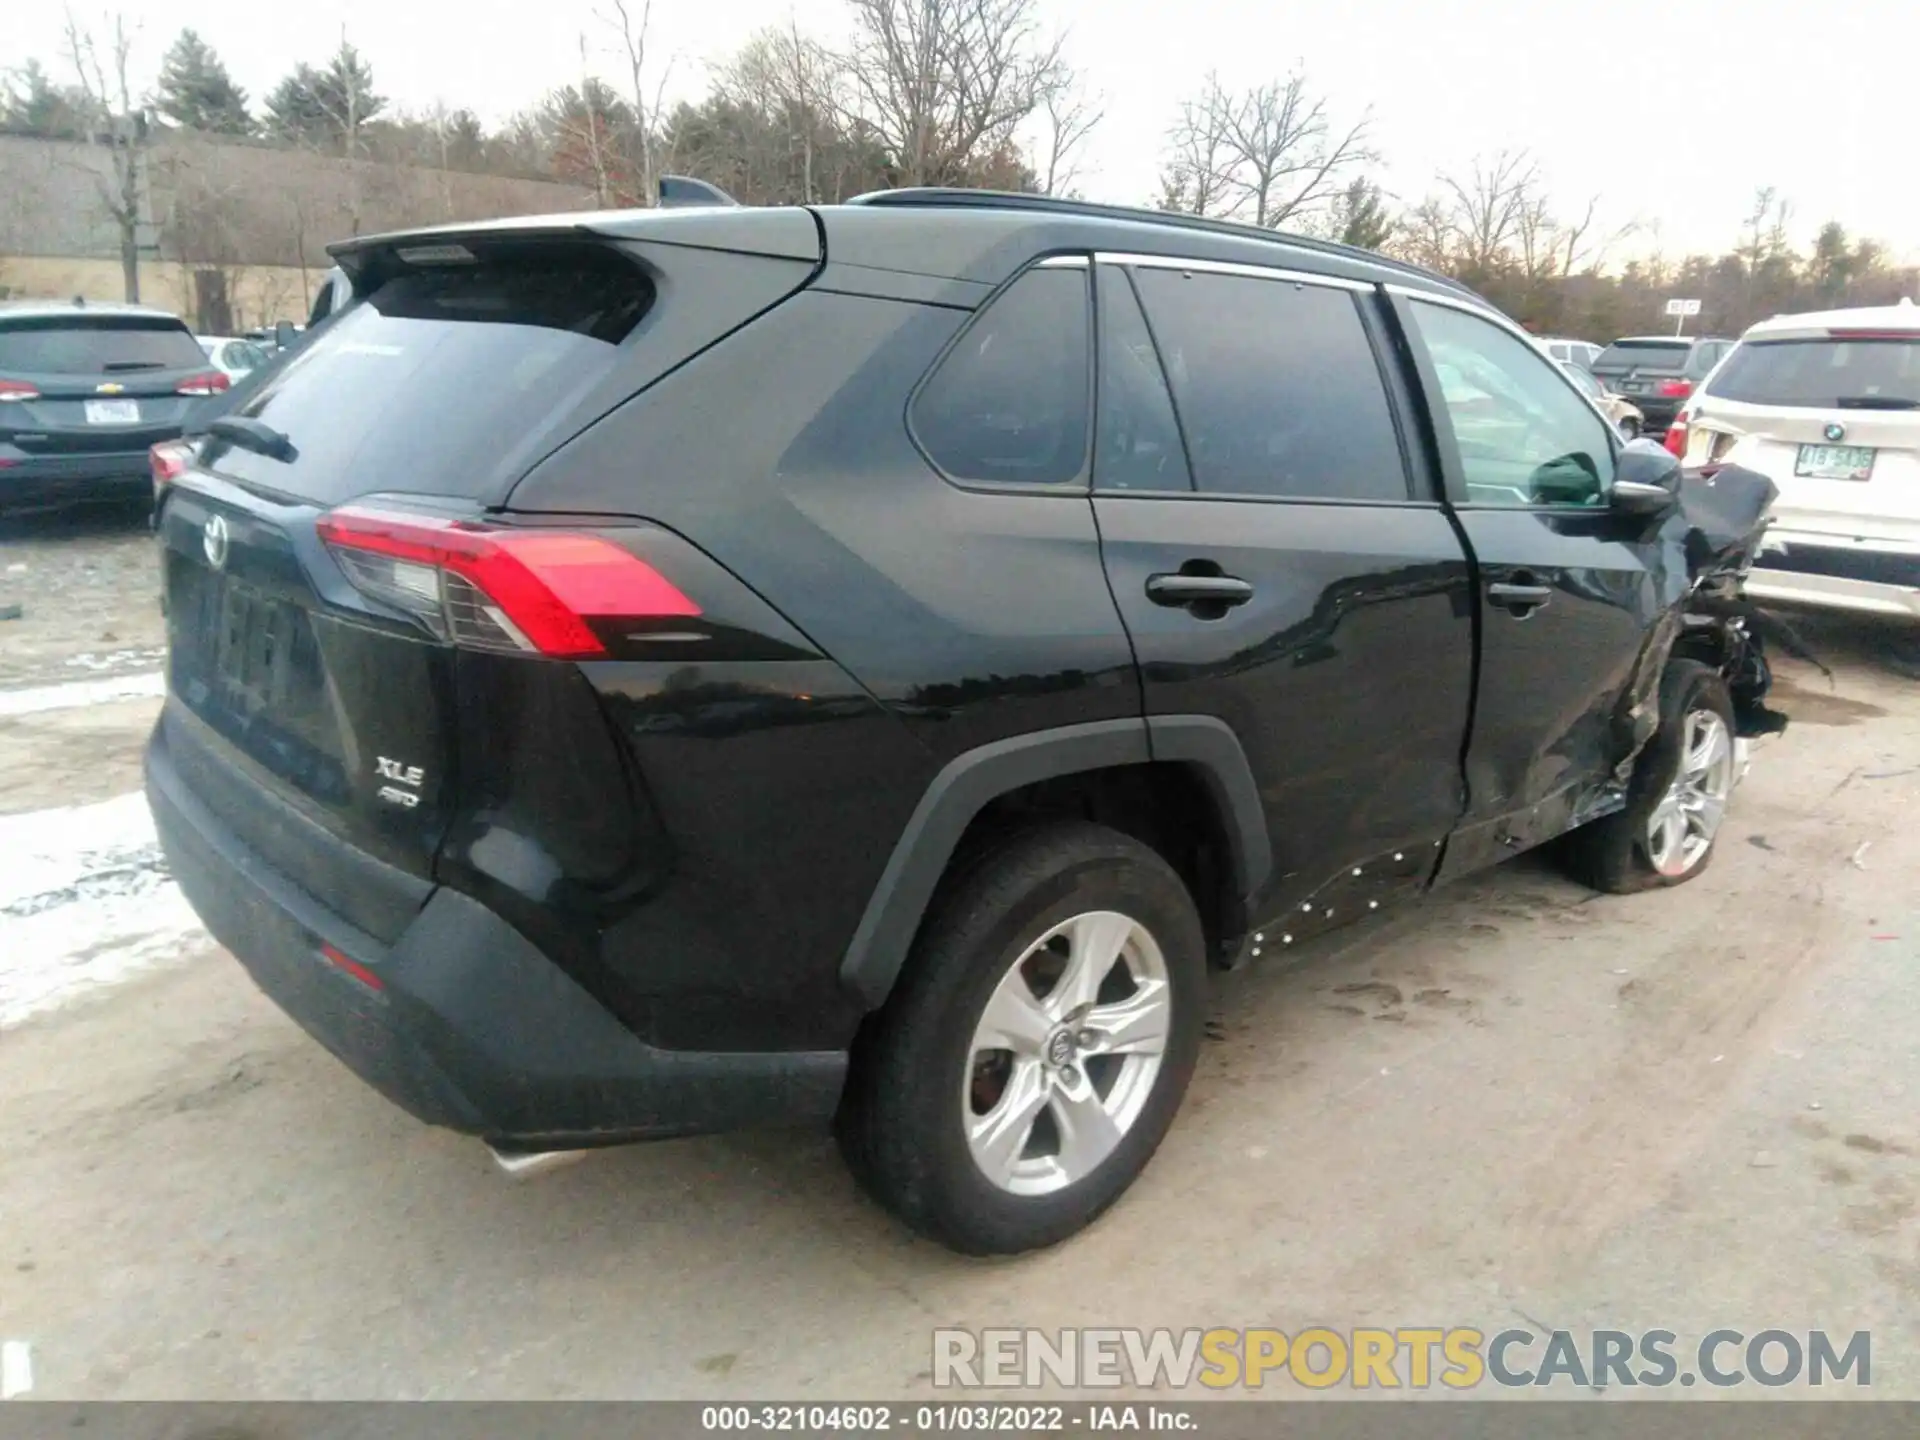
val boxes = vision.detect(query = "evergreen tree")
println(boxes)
[263,41,385,151]
[2,59,90,137]
[155,30,251,135]
[1332,176,1395,251]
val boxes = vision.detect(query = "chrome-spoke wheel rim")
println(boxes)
[1647,708,1735,877]
[963,910,1170,1197]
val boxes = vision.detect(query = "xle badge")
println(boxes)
[375,756,426,809]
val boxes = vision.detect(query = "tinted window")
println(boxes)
[1594,340,1690,371]
[1130,268,1406,501]
[0,316,206,374]
[1705,337,1920,407]
[206,247,655,503]
[1094,268,1191,492]
[913,266,1090,487]
[229,341,269,371]
[1411,300,1614,508]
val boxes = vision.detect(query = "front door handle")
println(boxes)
[1487,580,1553,615]
[1146,573,1255,610]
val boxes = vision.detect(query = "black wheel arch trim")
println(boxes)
[839,715,1269,1008]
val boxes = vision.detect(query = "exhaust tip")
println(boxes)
[487,1145,591,1180]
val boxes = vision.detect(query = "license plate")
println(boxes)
[1616,380,1643,393]
[1793,444,1876,481]
[84,398,140,425]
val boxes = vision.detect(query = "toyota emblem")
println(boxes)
[1823,422,1846,442]
[202,513,230,570]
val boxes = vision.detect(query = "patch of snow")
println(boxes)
[0,792,207,1029]
[63,647,169,675]
[0,671,165,718]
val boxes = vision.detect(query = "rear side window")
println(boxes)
[1094,268,1191,492]
[210,246,655,503]
[1706,337,1920,407]
[1129,268,1407,502]
[912,266,1091,487]
[0,316,206,374]
[1595,340,1690,371]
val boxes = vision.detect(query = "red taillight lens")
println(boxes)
[150,440,193,497]
[1656,379,1693,398]
[316,505,701,658]
[0,378,39,402]
[1663,411,1690,458]
[176,371,231,396]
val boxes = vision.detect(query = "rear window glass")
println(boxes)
[1705,338,1920,408]
[210,248,654,502]
[0,316,205,374]
[1594,341,1691,371]
[912,266,1091,487]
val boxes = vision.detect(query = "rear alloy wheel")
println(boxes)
[839,822,1205,1255]
[964,910,1171,1196]
[1561,659,1740,893]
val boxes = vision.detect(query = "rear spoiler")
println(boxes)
[325,188,814,281]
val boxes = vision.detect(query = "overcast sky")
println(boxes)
[16,0,1918,262]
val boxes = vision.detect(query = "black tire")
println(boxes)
[1618,416,1641,441]
[837,821,1206,1255]
[1561,659,1737,894]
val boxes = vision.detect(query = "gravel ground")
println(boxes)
[0,504,166,689]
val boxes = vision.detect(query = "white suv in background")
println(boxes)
[1671,301,1920,621]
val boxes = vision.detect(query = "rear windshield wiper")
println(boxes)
[1833,395,1920,410]
[204,414,297,462]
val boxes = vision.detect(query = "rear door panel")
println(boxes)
[1092,260,1475,921]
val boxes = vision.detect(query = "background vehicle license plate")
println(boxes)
[1794,444,1875,480]
[84,399,140,424]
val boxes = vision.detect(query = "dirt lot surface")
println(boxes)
[1,510,1916,1400]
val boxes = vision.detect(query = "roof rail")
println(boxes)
[844,187,1478,298]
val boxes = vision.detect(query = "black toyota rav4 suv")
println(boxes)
[147,191,1780,1255]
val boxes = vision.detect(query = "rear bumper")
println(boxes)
[1625,396,1684,430]
[0,448,156,511]
[1749,539,1920,621]
[145,726,848,1147]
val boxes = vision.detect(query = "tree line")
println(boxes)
[5,0,1914,337]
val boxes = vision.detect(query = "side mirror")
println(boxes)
[1610,438,1681,516]
[273,320,298,349]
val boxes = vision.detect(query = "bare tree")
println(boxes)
[1036,68,1101,196]
[843,0,1067,187]
[1438,149,1540,278]
[63,8,148,300]
[1157,79,1233,216]
[574,33,615,205]
[603,0,673,203]
[1157,70,1368,229]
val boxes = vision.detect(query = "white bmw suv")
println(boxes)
[1669,300,1920,621]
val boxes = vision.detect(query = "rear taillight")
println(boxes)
[1656,379,1693,399]
[316,505,701,658]
[175,371,231,396]
[1663,410,1691,458]
[150,440,193,498]
[0,378,38,402]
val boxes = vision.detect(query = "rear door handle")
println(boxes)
[1145,574,1255,610]
[1487,580,1553,614]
